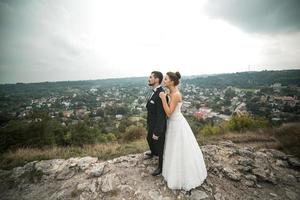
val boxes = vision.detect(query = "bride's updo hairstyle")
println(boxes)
[167,71,181,86]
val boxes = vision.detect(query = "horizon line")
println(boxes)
[1,68,299,85]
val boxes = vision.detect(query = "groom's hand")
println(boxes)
[152,134,159,140]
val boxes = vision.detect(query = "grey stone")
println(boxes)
[77,181,90,191]
[237,149,255,158]
[223,167,241,181]
[86,163,106,178]
[245,174,257,181]
[237,166,252,173]
[10,166,26,179]
[56,166,77,180]
[214,192,225,200]
[188,190,209,200]
[285,188,299,200]
[35,159,65,175]
[244,180,255,187]
[282,174,297,185]
[117,184,133,194]
[269,149,287,160]
[252,168,277,184]
[269,192,278,197]
[220,140,235,147]
[148,189,162,200]
[255,151,268,159]
[100,173,120,193]
[2,141,300,200]
[70,157,98,170]
[141,172,149,178]
[238,157,254,167]
[287,156,300,168]
[275,159,289,168]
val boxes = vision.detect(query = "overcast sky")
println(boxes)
[0,0,300,84]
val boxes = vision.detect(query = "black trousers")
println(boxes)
[156,136,165,170]
[147,130,165,169]
[147,130,158,156]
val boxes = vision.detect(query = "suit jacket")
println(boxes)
[146,86,167,137]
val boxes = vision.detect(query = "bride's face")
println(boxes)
[163,75,173,88]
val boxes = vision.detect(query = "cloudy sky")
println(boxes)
[0,0,300,84]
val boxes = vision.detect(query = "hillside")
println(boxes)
[185,69,300,88]
[1,140,299,200]
[1,70,300,94]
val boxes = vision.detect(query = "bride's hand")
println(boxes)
[159,92,166,99]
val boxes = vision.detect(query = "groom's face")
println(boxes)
[148,73,157,86]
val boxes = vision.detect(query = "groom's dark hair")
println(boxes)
[151,71,163,84]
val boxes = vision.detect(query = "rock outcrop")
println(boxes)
[0,140,299,200]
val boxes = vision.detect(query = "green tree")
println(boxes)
[70,121,97,146]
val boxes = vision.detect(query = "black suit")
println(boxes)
[146,86,167,170]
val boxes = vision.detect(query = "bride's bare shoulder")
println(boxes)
[171,92,182,102]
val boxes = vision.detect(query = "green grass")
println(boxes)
[0,139,148,170]
[197,122,300,158]
[271,123,300,158]
[1,122,299,170]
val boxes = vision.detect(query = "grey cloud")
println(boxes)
[50,33,83,56]
[204,0,300,34]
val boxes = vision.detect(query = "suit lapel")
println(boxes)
[146,91,153,103]
[146,86,163,109]
[151,87,162,100]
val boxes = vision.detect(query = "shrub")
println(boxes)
[272,123,300,158]
[70,121,97,145]
[0,119,68,151]
[122,125,146,142]
[97,134,108,143]
[201,124,222,136]
[198,115,269,137]
[225,115,268,132]
[106,133,117,142]
[0,118,118,152]
[0,120,28,152]
[96,132,117,143]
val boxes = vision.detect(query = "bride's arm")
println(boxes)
[159,92,180,117]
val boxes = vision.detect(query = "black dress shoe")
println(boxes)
[151,168,162,176]
[144,155,153,160]
[145,152,153,156]
[185,190,192,196]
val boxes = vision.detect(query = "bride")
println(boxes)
[159,71,207,191]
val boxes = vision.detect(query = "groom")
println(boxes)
[145,71,167,176]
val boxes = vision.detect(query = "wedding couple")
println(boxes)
[145,71,207,191]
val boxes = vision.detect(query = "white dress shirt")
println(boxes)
[150,85,161,99]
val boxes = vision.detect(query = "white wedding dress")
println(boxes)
[162,102,207,191]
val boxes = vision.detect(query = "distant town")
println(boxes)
[1,70,299,133]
